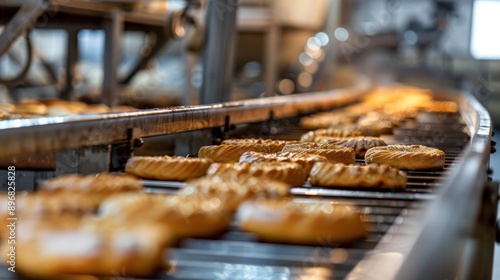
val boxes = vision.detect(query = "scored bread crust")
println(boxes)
[365,144,446,170]
[300,128,362,142]
[315,136,387,158]
[221,138,287,148]
[239,151,327,174]
[207,162,307,186]
[237,199,368,245]
[281,142,355,165]
[198,143,283,162]
[309,162,407,189]
[125,156,213,181]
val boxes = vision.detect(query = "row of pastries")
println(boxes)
[0,86,455,278]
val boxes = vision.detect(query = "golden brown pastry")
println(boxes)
[199,142,283,163]
[125,156,213,181]
[85,104,111,114]
[281,142,355,165]
[237,198,368,244]
[365,145,446,170]
[300,128,362,142]
[356,114,395,135]
[299,113,355,130]
[309,162,407,189]
[1,217,172,278]
[221,138,287,148]
[99,193,230,239]
[239,151,327,174]
[422,101,458,113]
[46,101,88,116]
[207,162,307,186]
[38,173,143,204]
[14,101,47,116]
[178,173,290,212]
[315,136,387,158]
[0,103,15,113]
[329,124,382,137]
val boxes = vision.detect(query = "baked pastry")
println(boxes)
[300,113,355,130]
[0,103,15,113]
[1,217,172,278]
[315,136,387,158]
[365,145,446,170]
[46,101,88,116]
[199,142,283,162]
[0,192,96,235]
[356,113,395,135]
[422,101,458,113]
[239,151,327,174]
[221,138,287,148]
[99,193,230,239]
[309,162,407,189]
[281,142,355,165]
[178,173,290,212]
[237,198,368,244]
[207,162,307,186]
[85,104,111,114]
[300,128,362,142]
[14,101,48,116]
[329,124,381,137]
[125,156,213,181]
[38,173,143,204]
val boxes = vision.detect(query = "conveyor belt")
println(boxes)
[134,112,469,280]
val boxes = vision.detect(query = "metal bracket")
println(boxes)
[55,144,111,176]
[110,128,143,172]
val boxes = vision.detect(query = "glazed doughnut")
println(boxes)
[38,173,143,204]
[281,142,355,164]
[207,162,307,186]
[365,145,446,170]
[237,198,368,245]
[198,142,283,162]
[99,193,230,239]
[1,217,173,278]
[315,136,387,158]
[125,156,213,181]
[300,128,362,142]
[309,162,407,189]
[239,151,327,174]
[178,173,290,212]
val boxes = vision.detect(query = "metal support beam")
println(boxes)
[263,0,279,97]
[62,28,79,100]
[0,0,48,58]
[102,10,123,106]
[200,0,238,104]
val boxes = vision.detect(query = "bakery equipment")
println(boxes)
[0,78,495,279]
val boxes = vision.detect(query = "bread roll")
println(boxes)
[207,162,307,186]
[365,145,446,170]
[38,173,143,204]
[281,142,355,164]
[237,199,368,244]
[309,162,407,189]
[315,136,387,158]
[125,156,213,181]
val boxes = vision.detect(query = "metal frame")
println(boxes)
[0,76,371,159]
[346,88,494,280]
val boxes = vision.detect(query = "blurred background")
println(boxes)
[1,0,498,120]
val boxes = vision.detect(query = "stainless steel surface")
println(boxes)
[0,77,370,159]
